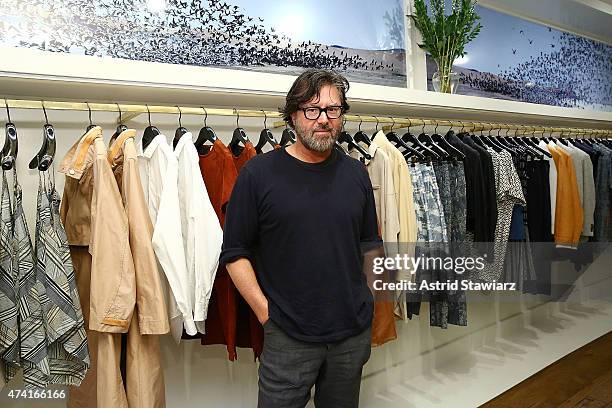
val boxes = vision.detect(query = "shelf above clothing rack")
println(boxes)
[3,58,612,132]
[1,98,611,138]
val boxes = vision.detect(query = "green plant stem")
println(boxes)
[445,21,461,92]
[445,36,453,91]
[443,16,464,92]
[440,33,452,92]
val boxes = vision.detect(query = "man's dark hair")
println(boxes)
[281,69,350,128]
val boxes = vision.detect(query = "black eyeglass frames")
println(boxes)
[300,106,343,120]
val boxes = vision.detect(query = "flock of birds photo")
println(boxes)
[455,27,612,110]
[2,0,609,108]
[0,0,406,86]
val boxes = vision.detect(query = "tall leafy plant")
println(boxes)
[411,0,482,93]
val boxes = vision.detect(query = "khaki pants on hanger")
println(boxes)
[67,247,166,408]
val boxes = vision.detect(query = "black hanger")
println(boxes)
[29,101,56,171]
[551,128,566,145]
[495,129,515,151]
[371,116,381,140]
[334,141,348,155]
[547,129,558,144]
[338,119,371,160]
[474,125,501,152]
[400,119,436,160]
[229,108,249,156]
[85,102,97,132]
[593,131,606,145]
[279,122,296,146]
[353,115,371,147]
[434,130,465,160]
[519,129,550,158]
[582,131,595,146]
[194,107,218,153]
[454,121,470,140]
[502,126,521,149]
[419,122,450,159]
[505,127,528,152]
[533,127,549,143]
[143,105,161,151]
[527,127,545,144]
[383,117,413,156]
[494,126,520,155]
[484,124,507,151]
[469,127,486,148]
[172,106,189,149]
[109,103,128,146]
[255,110,278,154]
[508,127,539,159]
[384,118,407,148]
[492,125,514,148]
[1,100,18,171]
[556,130,569,146]
[592,131,606,146]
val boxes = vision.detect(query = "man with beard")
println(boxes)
[220,69,381,408]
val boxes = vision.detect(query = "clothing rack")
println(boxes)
[1,98,610,138]
[379,120,612,138]
[0,98,282,122]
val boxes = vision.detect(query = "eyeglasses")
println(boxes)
[300,106,343,120]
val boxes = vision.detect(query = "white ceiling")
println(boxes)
[479,0,612,45]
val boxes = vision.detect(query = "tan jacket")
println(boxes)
[63,127,167,408]
[60,126,135,333]
[371,131,417,244]
[372,130,418,320]
[349,142,400,246]
[108,130,169,335]
[349,142,400,346]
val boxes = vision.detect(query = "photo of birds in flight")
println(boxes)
[0,0,407,87]
[427,5,612,111]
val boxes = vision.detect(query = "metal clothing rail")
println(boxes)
[278,117,611,138]
[0,98,282,119]
[378,119,612,138]
[1,98,610,138]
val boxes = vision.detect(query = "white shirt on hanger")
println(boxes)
[138,134,196,342]
[174,133,223,334]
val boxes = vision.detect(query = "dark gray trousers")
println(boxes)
[257,320,372,408]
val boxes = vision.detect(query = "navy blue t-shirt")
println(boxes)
[220,146,381,342]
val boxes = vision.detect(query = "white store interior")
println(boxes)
[0,0,611,406]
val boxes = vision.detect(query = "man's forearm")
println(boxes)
[226,258,269,324]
